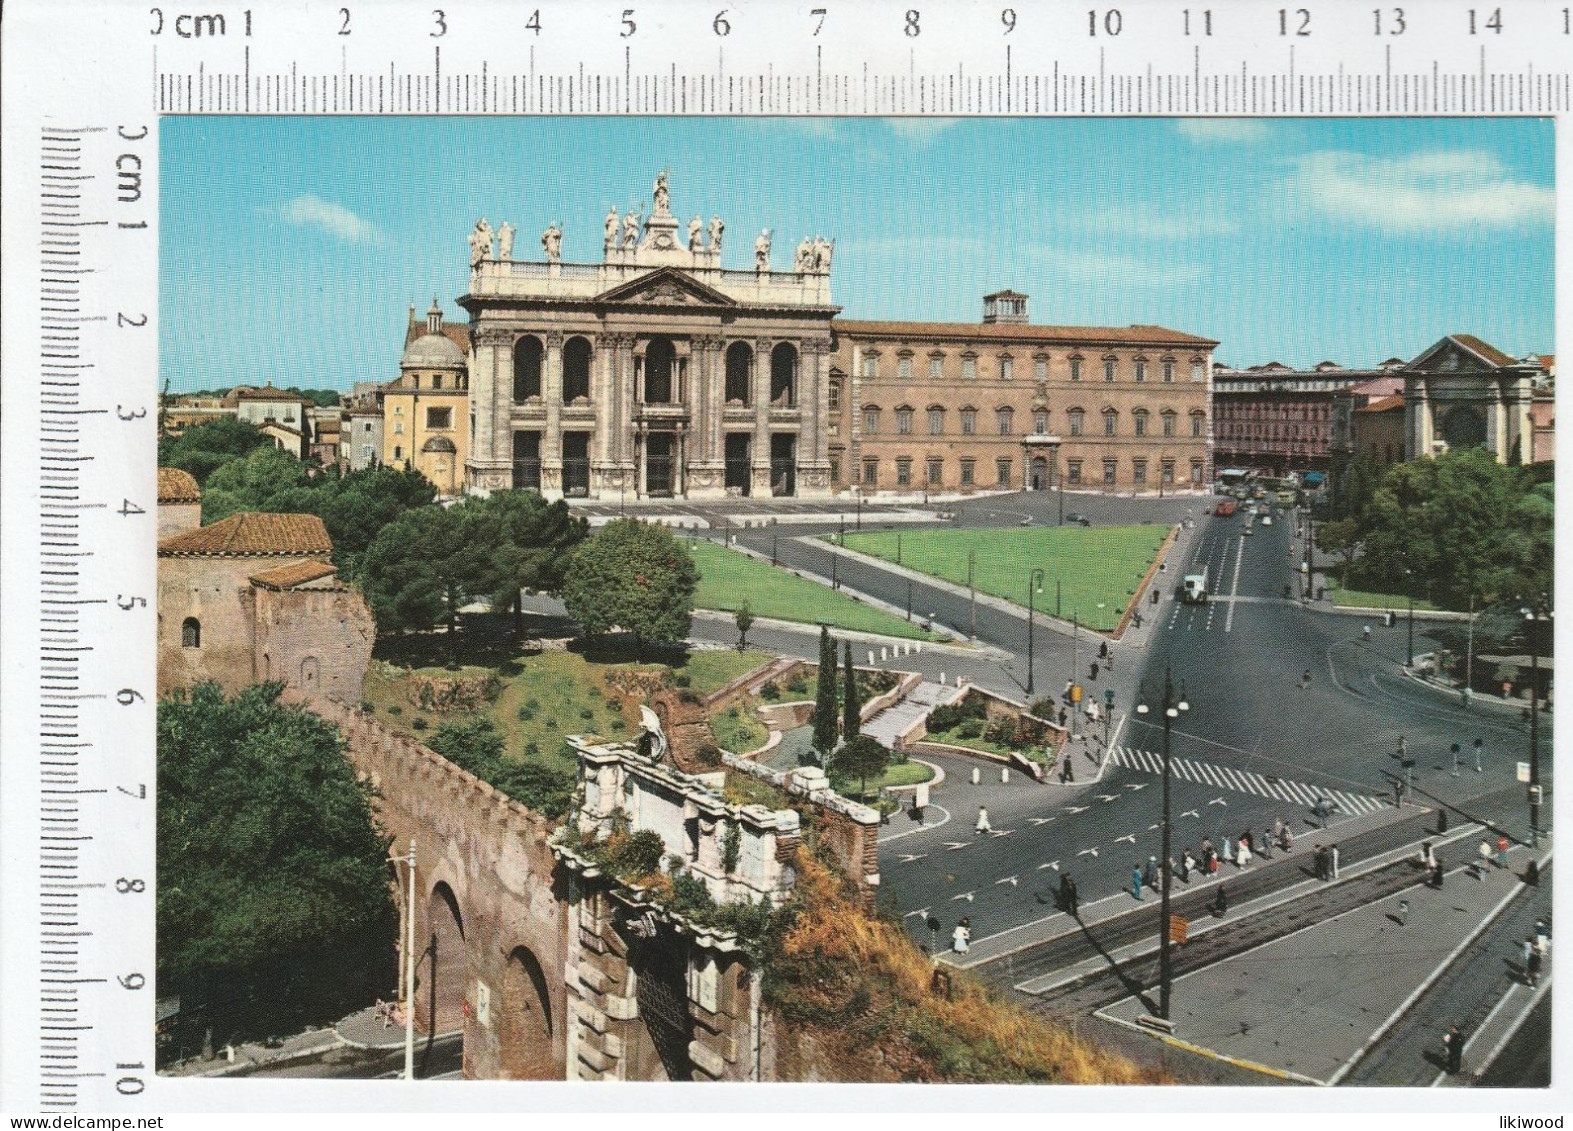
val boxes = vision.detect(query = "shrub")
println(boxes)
[695,743,723,768]
[359,700,375,714]
[387,705,403,717]
[669,871,715,919]
[609,717,626,732]
[523,741,540,758]
[487,759,575,819]
[611,830,666,879]
[411,717,428,731]
[674,674,692,689]
[544,717,558,729]
[1028,698,1059,721]
[956,719,983,740]
[786,676,809,696]
[580,707,595,721]
[721,821,743,873]
[760,681,782,701]
[516,704,535,721]
[985,717,1018,746]
[678,689,703,705]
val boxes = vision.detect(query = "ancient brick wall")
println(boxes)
[157,556,269,696]
[251,585,376,703]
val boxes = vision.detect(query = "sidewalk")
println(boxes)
[1096,842,1549,1085]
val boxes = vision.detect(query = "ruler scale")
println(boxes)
[2,0,1570,1115]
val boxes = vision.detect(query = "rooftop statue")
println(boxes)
[541,221,563,262]
[709,215,725,253]
[688,214,704,251]
[468,218,494,268]
[623,209,641,250]
[604,205,619,253]
[754,229,772,272]
[638,704,668,763]
[652,170,671,215]
[497,221,515,261]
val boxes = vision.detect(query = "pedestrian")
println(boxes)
[1444,1024,1464,1075]
[1396,898,1410,926]
[1301,668,1312,689]
[1281,825,1294,853]
[1221,835,1233,866]
[1237,839,1253,869]
[1212,883,1229,917]
[1131,863,1144,901]
[1066,875,1080,917]
[1331,844,1340,879]
[1099,641,1109,659]
[1398,735,1408,759]
[1536,917,1550,954]
[1431,860,1444,889]
[1143,856,1158,890]
[1527,946,1543,988]
[1363,624,1372,642]
[1521,936,1535,975]
[1090,661,1100,681]
[1418,841,1435,870]
[1476,839,1493,878]
[1180,850,1194,883]
[1207,848,1219,876]
[1058,708,1068,728]
[1474,739,1483,773]
[952,917,972,954]
[1497,835,1509,870]
[1437,808,1450,834]
[1133,611,1143,629]
[1314,845,1327,881]
[1258,828,1272,860]
[975,805,992,835]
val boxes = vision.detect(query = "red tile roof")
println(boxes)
[157,467,201,504]
[1449,334,1518,369]
[833,320,1217,348]
[249,560,340,589]
[1355,395,1405,414]
[158,512,333,557]
[1348,376,1405,398]
[405,320,471,354]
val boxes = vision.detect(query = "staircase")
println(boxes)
[863,680,964,749]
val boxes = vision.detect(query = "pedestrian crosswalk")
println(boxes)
[1108,746,1390,816]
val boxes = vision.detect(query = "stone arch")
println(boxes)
[513,335,544,401]
[644,337,677,403]
[725,341,753,404]
[1442,404,1486,449]
[563,336,593,403]
[181,616,201,648]
[770,342,798,406]
[422,880,468,1039]
[496,945,556,1079]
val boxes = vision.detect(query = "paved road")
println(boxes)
[240,1032,463,1079]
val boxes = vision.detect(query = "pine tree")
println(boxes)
[842,639,861,743]
[812,625,839,759]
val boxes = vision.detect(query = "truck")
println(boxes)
[1215,499,1237,517]
[1181,570,1209,604]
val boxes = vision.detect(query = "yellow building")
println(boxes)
[382,298,471,496]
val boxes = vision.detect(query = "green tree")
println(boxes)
[426,717,575,817]
[357,504,482,639]
[159,416,271,485]
[811,626,839,760]
[841,639,861,743]
[834,734,890,798]
[1314,517,1361,586]
[427,716,507,770]
[157,683,396,1044]
[734,601,756,652]
[468,491,588,634]
[197,445,310,524]
[560,519,699,651]
[311,465,439,578]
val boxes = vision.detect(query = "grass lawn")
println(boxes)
[833,757,936,803]
[709,703,770,755]
[836,526,1170,632]
[923,723,1056,765]
[688,539,941,641]
[1327,581,1439,612]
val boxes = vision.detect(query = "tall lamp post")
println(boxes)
[1521,600,1552,846]
[1026,568,1045,695]
[967,548,978,641]
[1136,669,1189,1021]
[1404,567,1415,667]
[1050,437,1065,527]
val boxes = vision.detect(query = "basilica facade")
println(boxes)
[451,172,1217,501]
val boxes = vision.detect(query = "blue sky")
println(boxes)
[160,116,1553,391]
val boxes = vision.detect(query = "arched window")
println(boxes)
[927,405,946,435]
[563,336,592,402]
[181,617,201,649]
[996,406,1014,435]
[895,405,914,434]
[725,341,753,404]
[1067,408,1085,436]
[513,335,543,401]
[1033,409,1048,434]
[770,342,798,406]
[862,404,881,435]
[644,337,676,403]
[1103,407,1119,436]
[1133,409,1149,437]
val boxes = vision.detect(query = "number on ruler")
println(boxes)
[1564,8,1570,33]
[116,1076,144,1096]
[118,973,146,990]
[430,9,446,36]
[119,499,145,516]
[118,783,147,799]
[1089,9,1122,35]
[1184,9,1212,35]
[904,9,920,36]
[620,8,635,36]
[1279,8,1311,35]
[338,7,350,34]
[525,9,541,34]
[117,594,147,610]
[809,7,826,35]
[115,877,146,894]
[117,688,145,706]
[1373,8,1405,34]
[116,406,147,421]
[118,312,147,328]
[1001,8,1016,34]
[713,10,731,35]
[1469,7,1502,33]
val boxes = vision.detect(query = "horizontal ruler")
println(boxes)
[141,0,1573,115]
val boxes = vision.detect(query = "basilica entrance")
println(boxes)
[724,434,751,495]
[513,432,542,491]
[562,432,591,498]
[1030,456,1048,491]
[645,433,675,497]
[769,434,796,497]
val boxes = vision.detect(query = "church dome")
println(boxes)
[401,332,466,371]
[421,435,458,454]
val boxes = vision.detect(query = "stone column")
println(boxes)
[674,423,686,496]
[1493,378,1510,462]
[467,326,513,492]
[686,335,725,498]
[798,338,834,497]
[543,331,565,500]
[636,422,649,497]
[752,339,774,496]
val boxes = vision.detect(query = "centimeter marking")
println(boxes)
[156,41,1572,114]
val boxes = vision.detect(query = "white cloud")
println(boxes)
[274,194,384,244]
[1285,149,1554,235]
[886,118,960,144]
[1175,119,1271,145]
[1027,247,1204,287]
[1071,205,1238,240]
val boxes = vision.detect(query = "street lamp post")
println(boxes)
[1026,568,1044,695]
[1137,669,1189,1021]
[1404,567,1415,667]
[1522,602,1551,846]
[967,549,978,641]
[906,578,914,623]
[402,837,417,1080]
[1070,610,1080,739]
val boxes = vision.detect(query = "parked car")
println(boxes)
[1064,512,1092,526]
[1261,515,1273,526]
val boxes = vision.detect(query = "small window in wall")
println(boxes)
[1033,410,1048,435]
[961,355,978,381]
[996,458,1012,485]
[1034,358,1048,382]
[181,617,201,648]
[928,408,945,435]
[1162,360,1175,383]
[960,409,977,436]
[1134,359,1147,383]
[1161,459,1175,484]
[432,375,444,390]
[1133,411,1148,438]
[1070,357,1083,382]
[828,379,842,412]
[829,455,842,483]
[1068,409,1084,437]
[1067,459,1083,485]
[1191,360,1205,382]
[862,459,878,487]
[1103,358,1117,382]
[393,446,402,460]
[999,356,1013,380]
[895,458,912,487]
[1102,459,1117,485]
[1103,410,1117,437]
[863,407,880,434]
[394,422,405,436]
[1162,411,1177,437]
[926,458,943,486]
[929,355,944,379]
[898,355,914,381]
[1133,459,1148,485]
[861,355,877,379]
[896,407,913,434]
[997,408,1014,435]
[1190,458,1204,484]
[426,406,453,430]
[960,459,976,486]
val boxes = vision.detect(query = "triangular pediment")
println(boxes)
[595,266,738,308]
[1405,335,1505,376]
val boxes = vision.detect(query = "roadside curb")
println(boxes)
[1093,1010,1323,1087]
[688,608,983,655]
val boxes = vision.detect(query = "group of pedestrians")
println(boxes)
[1127,823,1296,900]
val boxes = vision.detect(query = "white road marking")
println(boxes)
[1225,536,1244,633]
[1036,860,1061,871]
[1064,805,1089,815]
[943,841,971,851]
[1125,782,1146,791]
[1097,794,1119,803]
[1027,816,1056,826]
[1209,796,1228,807]
[951,891,975,902]
[1181,809,1200,819]
[1077,847,1100,858]
[996,875,1019,887]
[1110,748,1390,815]
[903,907,930,919]
[1114,833,1137,845]
[989,828,1014,838]
[897,853,928,864]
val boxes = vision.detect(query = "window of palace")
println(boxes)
[1133,459,1148,485]
[1102,459,1117,485]
[1033,410,1048,434]
[960,408,977,435]
[181,617,201,649]
[898,354,914,381]
[997,407,1014,435]
[863,406,880,434]
[829,453,842,482]
[861,354,878,378]
[827,377,842,412]
[862,459,878,486]
[961,355,978,381]
[999,356,1013,380]
[393,445,403,460]
[1034,357,1049,382]
[929,354,944,379]
[1134,358,1148,383]
[896,458,912,486]
[1191,359,1205,382]
[394,422,405,436]
[1162,459,1175,484]
[1162,411,1176,437]
[1068,409,1084,436]
[1070,356,1084,381]
[1190,459,1203,483]
[1103,357,1117,382]
[1067,459,1083,484]
[1103,409,1118,436]
[927,458,943,485]
[432,375,444,390]
[896,407,913,434]
[1191,411,1205,437]
[996,457,1012,485]
[960,459,976,486]
[928,407,945,435]
[1133,410,1148,437]
[1162,359,1175,382]
[361,444,374,461]
[427,406,453,430]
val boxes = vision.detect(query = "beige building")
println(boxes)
[829,292,1217,494]
[157,508,375,702]
[157,467,203,538]
[1403,334,1540,464]
[383,298,471,496]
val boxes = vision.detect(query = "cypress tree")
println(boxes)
[812,625,839,759]
[842,639,861,743]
